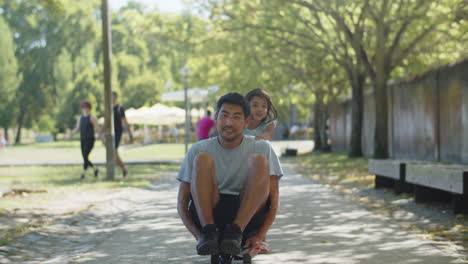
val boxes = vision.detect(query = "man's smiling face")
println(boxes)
[215,103,247,142]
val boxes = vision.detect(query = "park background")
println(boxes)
[0,0,468,263]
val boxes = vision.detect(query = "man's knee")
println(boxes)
[248,154,268,169]
[193,152,214,167]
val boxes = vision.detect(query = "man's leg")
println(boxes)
[190,152,220,255]
[115,149,125,170]
[235,154,270,230]
[190,152,220,227]
[221,154,269,254]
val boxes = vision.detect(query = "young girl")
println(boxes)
[244,88,278,140]
[244,89,278,255]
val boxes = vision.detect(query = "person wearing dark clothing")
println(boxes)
[70,100,100,179]
[112,91,133,178]
[113,103,126,148]
[80,115,95,170]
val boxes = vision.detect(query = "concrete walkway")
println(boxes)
[1,163,465,264]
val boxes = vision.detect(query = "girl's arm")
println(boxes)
[256,122,275,140]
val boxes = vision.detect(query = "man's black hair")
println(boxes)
[216,93,250,118]
[207,110,212,116]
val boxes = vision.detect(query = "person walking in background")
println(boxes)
[0,131,6,151]
[70,100,100,180]
[244,88,278,140]
[112,91,133,178]
[197,110,216,140]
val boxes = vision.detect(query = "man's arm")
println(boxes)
[122,117,134,142]
[177,181,201,240]
[245,175,279,248]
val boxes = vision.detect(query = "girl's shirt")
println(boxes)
[244,120,277,137]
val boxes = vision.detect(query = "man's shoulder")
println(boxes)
[190,137,217,152]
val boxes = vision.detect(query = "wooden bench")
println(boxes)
[368,159,412,194]
[406,164,468,214]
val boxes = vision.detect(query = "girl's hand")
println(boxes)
[245,234,269,255]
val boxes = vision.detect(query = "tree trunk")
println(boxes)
[373,17,389,159]
[15,109,25,144]
[313,92,323,151]
[319,104,331,152]
[349,73,365,157]
[373,78,389,158]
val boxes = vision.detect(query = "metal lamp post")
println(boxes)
[181,66,190,154]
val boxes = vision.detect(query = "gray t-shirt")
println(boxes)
[244,120,277,137]
[177,135,283,195]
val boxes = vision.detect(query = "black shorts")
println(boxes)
[114,133,122,149]
[188,194,270,243]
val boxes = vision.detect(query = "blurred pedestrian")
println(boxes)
[197,110,215,140]
[112,91,133,178]
[0,131,6,151]
[70,100,100,180]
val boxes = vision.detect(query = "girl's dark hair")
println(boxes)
[216,93,250,118]
[245,88,278,122]
[80,100,92,109]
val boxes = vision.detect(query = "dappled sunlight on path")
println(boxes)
[1,163,464,263]
[253,169,462,263]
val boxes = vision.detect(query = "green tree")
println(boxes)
[290,0,467,158]
[0,16,21,139]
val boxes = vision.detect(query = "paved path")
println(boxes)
[1,163,465,264]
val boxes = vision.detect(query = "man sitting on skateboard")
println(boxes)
[177,92,283,256]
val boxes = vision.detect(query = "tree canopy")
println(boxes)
[0,0,466,148]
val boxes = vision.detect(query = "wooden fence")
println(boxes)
[330,58,468,163]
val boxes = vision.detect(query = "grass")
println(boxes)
[0,163,180,246]
[0,164,180,209]
[291,151,373,188]
[0,141,187,164]
[0,141,186,246]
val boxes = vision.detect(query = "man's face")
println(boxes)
[215,103,246,142]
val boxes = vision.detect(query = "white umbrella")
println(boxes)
[161,86,219,104]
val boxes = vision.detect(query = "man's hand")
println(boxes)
[255,135,266,140]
